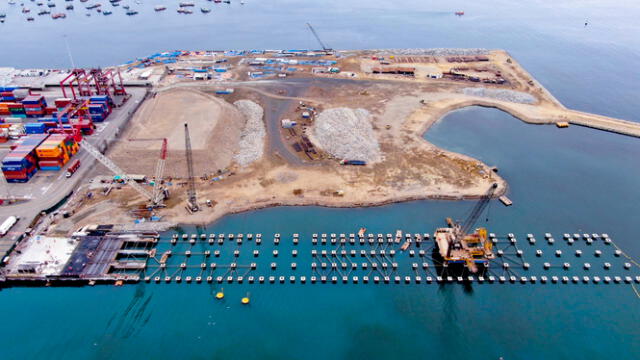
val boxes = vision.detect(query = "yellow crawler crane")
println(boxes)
[435,184,498,273]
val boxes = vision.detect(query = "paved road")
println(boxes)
[0,88,148,260]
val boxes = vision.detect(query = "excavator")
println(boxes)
[434,183,497,273]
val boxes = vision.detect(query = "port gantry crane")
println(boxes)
[184,123,199,212]
[306,22,332,52]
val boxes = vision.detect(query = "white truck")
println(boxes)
[0,216,19,237]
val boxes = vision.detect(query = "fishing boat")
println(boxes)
[177,8,193,14]
[179,2,194,6]
[66,4,74,9]
[455,11,464,16]
[37,1,43,5]
[9,0,17,5]
[213,0,221,3]
[122,4,129,9]
[0,13,6,19]
[111,2,118,6]
[200,7,210,13]
[103,10,112,15]
[27,16,35,21]
[223,0,230,4]
[126,9,138,15]
[37,9,50,15]
[22,7,31,13]
[51,12,66,19]
[154,5,166,11]
[86,3,101,9]
[47,2,55,7]
[80,0,88,2]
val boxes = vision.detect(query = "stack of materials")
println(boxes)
[25,122,47,134]
[1,134,48,182]
[22,95,47,118]
[87,95,111,122]
[54,98,72,123]
[0,103,25,119]
[35,133,79,171]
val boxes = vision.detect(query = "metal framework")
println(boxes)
[459,183,498,237]
[184,123,198,211]
[79,139,155,204]
[152,139,168,205]
[306,23,331,52]
[60,68,127,100]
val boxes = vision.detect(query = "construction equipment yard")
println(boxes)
[1,48,640,280]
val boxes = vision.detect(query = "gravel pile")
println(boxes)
[374,48,489,56]
[233,100,266,167]
[462,87,537,104]
[312,108,381,163]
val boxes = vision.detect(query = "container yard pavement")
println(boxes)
[0,88,147,260]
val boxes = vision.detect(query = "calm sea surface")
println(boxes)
[1,1,640,359]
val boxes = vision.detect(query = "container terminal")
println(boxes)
[1,47,639,287]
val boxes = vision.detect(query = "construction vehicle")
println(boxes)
[433,183,498,273]
[184,123,199,212]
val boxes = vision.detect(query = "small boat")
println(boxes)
[47,2,55,7]
[223,0,230,3]
[85,3,101,9]
[126,9,138,15]
[0,13,6,18]
[22,7,31,13]
[9,0,17,4]
[154,5,166,11]
[80,0,88,2]
[103,10,112,15]
[27,16,35,21]
[135,0,140,4]
[177,8,192,14]
[123,4,129,9]
[36,1,43,5]
[51,12,66,19]
[358,227,366,237]
[37,9,50,14]
[455,11,464,16]
[200,7,210,13]
[213,0,221,3]
[66,4,73,9]
[111,2,118,6]
[85,12,90,16]
[179,2,194,6]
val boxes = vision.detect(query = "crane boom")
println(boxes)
[79,139,155,203]
[459,183,498,236]
[306,22,331,52]
[152,138,168,205]
[184,123,198,211]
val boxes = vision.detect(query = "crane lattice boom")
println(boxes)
[184,123,198,210]
[80,139,155,203]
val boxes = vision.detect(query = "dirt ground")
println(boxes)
[55,49,637,230]
[108,88,246,177]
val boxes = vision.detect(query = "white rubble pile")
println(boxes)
[312,108,381,163]
[462,87,537,104]
[233,100,266,167]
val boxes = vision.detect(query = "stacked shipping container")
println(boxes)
[35,133,79,171]
[1,134,48,183]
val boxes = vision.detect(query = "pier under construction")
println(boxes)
[2,228,638,288]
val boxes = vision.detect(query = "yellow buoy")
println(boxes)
[241,292,250,305]
[215,289,224,299]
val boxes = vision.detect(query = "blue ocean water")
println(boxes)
[1,0,640,359]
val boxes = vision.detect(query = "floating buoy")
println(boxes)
[241,294,250,305]
[215,289,224,299]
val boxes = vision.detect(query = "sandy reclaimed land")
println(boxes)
[108,88,246,177]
